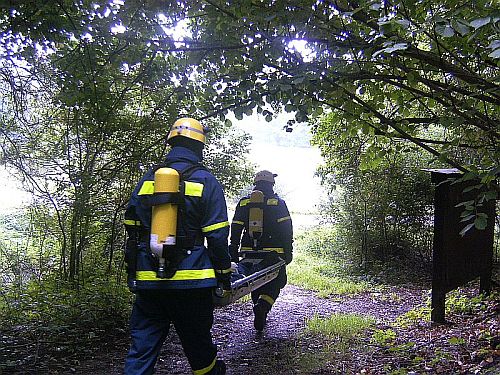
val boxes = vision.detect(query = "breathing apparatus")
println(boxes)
[150,167,180,278]
[248,190,264,249]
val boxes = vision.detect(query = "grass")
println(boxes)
[280,313,375,373]
[305,312,375,340]
[287,226,370,297]
[287,251,369,296]
[276,226,375,373]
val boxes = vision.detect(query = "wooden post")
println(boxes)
[426,169,495,323]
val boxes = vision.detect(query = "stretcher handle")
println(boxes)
[231,259,285,290]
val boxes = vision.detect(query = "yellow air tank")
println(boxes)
[248,190,264,248]
[150,168,180,277]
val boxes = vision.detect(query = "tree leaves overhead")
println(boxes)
[0,0,498,279]
[0,1,254,282]
[178,0,498,235]
[179,0,499,178]
[2,0,498,178]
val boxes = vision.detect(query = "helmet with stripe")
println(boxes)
[167,117,207,145]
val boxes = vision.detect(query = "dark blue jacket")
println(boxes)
[124,146,231,290]
[229,184,293,264]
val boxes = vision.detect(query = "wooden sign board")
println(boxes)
[427,169,495,323]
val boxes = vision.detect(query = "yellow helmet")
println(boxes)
[254,170,277,184]
[167,117,206,144]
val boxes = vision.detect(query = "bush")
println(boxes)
[313,115,437,271]
[0,266,132,332]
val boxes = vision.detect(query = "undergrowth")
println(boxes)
[368,287,499,374]
[287,226,371,296]
[285,313,374,373]
[0,270,131,331]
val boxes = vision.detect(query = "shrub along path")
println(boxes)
[2,283,498,374]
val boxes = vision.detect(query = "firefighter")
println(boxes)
[123,117,232,375]
[229,170,293,331]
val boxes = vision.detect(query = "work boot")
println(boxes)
[253,303,268,331]
[207,359,226,375]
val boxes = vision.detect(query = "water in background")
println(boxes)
[231,113,324,229]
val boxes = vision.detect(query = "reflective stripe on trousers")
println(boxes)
[124,288,217,375]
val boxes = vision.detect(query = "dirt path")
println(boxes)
[4,282,498,374]
[72,284,424,375]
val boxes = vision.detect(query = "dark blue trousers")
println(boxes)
[124,288,217,375]
[238,256,287,310]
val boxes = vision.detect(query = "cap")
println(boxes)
[254,170,277,184]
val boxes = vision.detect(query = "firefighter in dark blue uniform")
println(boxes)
[123,118,231,375]
[229,170,293,331]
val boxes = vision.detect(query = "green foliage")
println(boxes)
[0,1,254,285]
[0,3,497,359]
[444,289,492,314]
[5,0,493,181]
[0,212,131,333]
[296,312,374,371]
[185,0,498,176]
[280,349,324,374]
[197,0,499,231]
[395,306,431,328]
[371,328,397,346]
[288,227,370,296]
[204,118,255,197]
[313,114,436,268]
[387,341,416,354]
[0,270,131,330]
[393,289,497,331]
[448,336,465,345]
[295,226,341,257]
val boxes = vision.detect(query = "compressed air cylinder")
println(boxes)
[248,190,264,241]
[150,168,179,258]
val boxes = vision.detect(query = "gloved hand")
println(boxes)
[230,262,238,273]
[216,272,231,291]
[284,252,293,265]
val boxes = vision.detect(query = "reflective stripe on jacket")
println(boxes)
[230,188,293,259]
[124,146,230,290]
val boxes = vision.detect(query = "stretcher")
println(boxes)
[213,258,286,307]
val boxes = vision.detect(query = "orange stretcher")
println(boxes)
[213,258,285,307]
